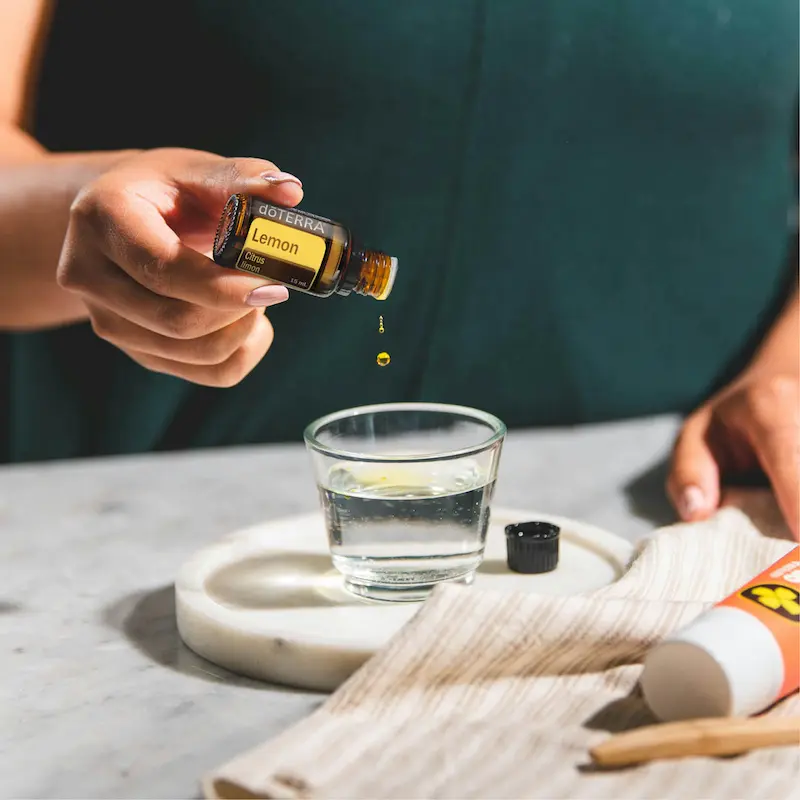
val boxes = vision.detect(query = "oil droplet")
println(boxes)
[377,351,391,367]
[378,315,385,334]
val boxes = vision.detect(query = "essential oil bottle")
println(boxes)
[213,194,398,300]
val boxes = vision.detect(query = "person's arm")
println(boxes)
[668,282,799,540]
[668,115,800,540]
[0,139,141,329]
[0,0,303,395]
[0,0,139,328]
[750,283,799,377]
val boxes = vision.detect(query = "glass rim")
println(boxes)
[303,401,507,463]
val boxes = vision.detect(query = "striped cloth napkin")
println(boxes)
[205,494,799,799]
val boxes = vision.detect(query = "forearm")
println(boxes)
[0,123,137,330]
[747,282,799,377]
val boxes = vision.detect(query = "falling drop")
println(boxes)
[378,315,385,334]
[376,351,391,367]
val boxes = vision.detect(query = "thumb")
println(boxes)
[175,153,304,214]
[667,408,722,523]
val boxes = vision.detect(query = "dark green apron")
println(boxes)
[3,0,796,462]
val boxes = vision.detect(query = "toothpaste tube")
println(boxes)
[641,546,800,722]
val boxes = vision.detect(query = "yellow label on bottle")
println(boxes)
[243,218,326,270]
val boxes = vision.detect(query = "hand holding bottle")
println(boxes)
[56,148,303,386]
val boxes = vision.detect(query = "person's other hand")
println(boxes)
[667,366,799,540]
[57,148,303,386]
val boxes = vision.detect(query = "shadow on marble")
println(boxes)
[622,459,676,529]
[102,586,305,691]
[0,600,23,613]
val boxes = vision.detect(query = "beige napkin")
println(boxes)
[205,494,799,799]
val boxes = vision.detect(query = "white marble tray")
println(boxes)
[175,507,633,691]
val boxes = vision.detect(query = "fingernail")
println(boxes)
[260,170,302,187]
[679,486,706,519]
[246,285,289,307]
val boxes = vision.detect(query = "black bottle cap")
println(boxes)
[505,521,560,574]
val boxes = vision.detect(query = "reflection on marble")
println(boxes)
[204,553,351,611]
[1,416,681,798]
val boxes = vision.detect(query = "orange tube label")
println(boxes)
[718,547,800,698]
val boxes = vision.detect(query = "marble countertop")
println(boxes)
[1,415,681,799]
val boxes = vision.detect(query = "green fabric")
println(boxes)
[3,0,796,462]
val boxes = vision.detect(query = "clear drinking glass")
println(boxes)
[304,402,506,602]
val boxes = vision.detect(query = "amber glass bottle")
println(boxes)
[213,194,398,300]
